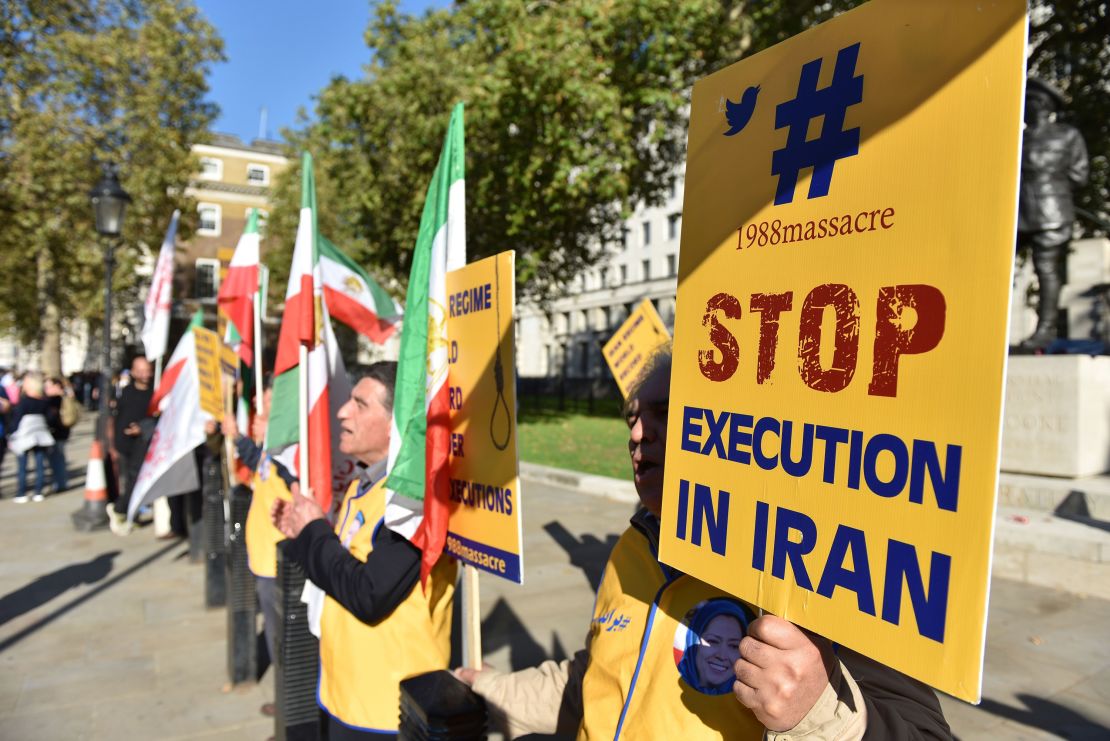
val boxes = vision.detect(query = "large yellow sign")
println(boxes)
[603,299,671,398]
[444,252,523,583]
[658,0,1026,701]
[192,326,223,418]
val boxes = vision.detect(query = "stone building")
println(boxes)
[515,173,685,390]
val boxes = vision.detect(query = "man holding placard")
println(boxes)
[460,351,949,738]
[271,362,456,738]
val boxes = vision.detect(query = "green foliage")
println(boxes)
[269,0,1107,308]
[0,0,223,347]
[268,0,749,303]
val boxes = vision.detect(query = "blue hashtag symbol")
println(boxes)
[771,43,864,205]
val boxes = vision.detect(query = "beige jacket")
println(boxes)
[473,639,950,739]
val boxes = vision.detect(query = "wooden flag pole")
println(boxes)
[461,564,482,670]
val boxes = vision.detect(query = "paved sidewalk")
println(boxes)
[0,425,1107,739]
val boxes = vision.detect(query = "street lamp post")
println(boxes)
[73,163,131,532]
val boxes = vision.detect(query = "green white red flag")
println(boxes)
[265,153,356,512]
[320,236,403,343]
[217,209,261,366]
[386,103,466,585]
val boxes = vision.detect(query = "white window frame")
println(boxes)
[246,163,270,186]
[195,257,221,301]
[198,157,223,181]
[197,202,221,237]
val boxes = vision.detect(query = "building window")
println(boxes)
[642,221,652,245]
[600,306,611,330]
[579,341,589,376]
[599,267,608,287]
[246,163,270,185]
[620,227,630,250]
[195,258,220,301]
[197,203,221,236]
[255,208,269,236]
[619,265,627,284]
[642,259,651,281]
[668,213,681,240]
[199,157,222,180]
[667,254,677,277]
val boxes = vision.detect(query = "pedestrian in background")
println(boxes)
[0,374,11,499]
[107,357,155,534]
[44,377,77,495]
[8,373,55,503]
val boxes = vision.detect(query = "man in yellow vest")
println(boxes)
[458,351,950,740]
[272,362,456,739]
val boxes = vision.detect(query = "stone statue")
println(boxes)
[1016,77,1089,350]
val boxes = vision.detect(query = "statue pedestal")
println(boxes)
[1001,355,1110,477]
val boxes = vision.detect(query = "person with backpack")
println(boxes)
[45,377,78,494]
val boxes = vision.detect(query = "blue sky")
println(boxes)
[195,1,446,144]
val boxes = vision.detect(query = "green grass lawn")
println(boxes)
[517,398,631,479]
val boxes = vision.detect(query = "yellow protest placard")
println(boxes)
[192,326,223,418]
[658,0,1026,701]
[602,299,671,398]
[444,252,523,583]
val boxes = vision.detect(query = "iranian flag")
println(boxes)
[217,208,261,366]
[127,310,208,523]
[140,210,180,363]
[386,103,466,584]
[320,235,403,343]
[266,153,356,511]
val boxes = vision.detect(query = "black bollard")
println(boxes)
[275,544,323,741]
[226,484,257,684]
[399,670,487,740]
[202,452,227,608]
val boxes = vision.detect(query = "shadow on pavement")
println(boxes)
[481,597,569,671]
[0,540,183,654]
[543,521,619,593]
[0,551,120,626]
[978,694,1109,739]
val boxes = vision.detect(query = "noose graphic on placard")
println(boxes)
[489,256,512,451]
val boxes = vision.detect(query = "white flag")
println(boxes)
[127,326,209,522]
[140,210,180,361]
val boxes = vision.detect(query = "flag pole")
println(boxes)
[253,291,264,413]
[154,355,162,389]
[462,565,482,669]
[298,342,309,499]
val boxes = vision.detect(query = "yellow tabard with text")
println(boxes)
[443,252,524,583]
[318,478,456,731]
[191,326,222,417]
[603,299,671,398]
[658,0,1026,701]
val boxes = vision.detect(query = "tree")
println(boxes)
[269,0,1107,308]
[0,0,224,376]
[267,0,750,304]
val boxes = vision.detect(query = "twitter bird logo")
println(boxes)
[723,85,760,136]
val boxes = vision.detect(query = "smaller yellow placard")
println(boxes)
[602,299,671,398]
[192,326,222,418]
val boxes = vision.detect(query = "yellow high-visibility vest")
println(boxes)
[318,478,456,732]
[580,525,763,740]
[245,455,292,578]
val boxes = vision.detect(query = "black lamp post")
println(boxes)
[73,164,130,532]
[89,164,131,429]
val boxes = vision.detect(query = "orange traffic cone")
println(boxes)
[71,439,110,531]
